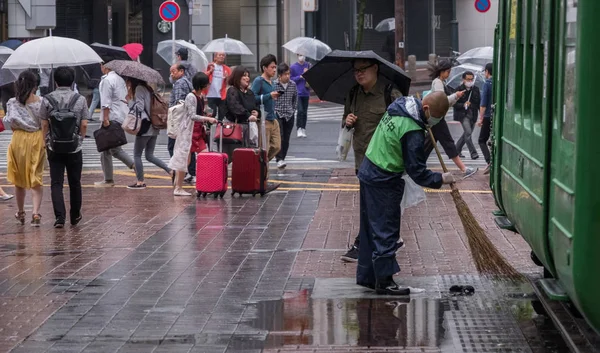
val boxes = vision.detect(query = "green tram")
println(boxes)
[491,0,600,342]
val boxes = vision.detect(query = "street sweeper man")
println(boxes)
[356,91,455,295]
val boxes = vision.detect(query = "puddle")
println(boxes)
[245,290,449,349]
[242,285,570,352]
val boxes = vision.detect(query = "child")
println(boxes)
[274,63,298,169]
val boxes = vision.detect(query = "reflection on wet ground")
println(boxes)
[241,278,569,353]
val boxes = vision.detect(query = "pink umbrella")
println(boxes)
[123,43,143,60]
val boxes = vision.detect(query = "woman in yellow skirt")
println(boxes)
[2,70,45,226]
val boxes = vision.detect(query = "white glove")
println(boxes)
[442,172,455,184]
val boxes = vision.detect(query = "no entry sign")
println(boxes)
[474,0,491,13]
[159,1,181,22]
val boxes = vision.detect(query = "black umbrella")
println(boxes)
[90,43,132,62]
[303,50,411,105]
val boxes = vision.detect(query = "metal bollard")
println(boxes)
[407,55,417,80]
[428,53,437,67]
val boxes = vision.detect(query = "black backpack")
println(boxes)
[46,94,81,153]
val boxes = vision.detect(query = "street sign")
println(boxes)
[159,1,181,22]
[474,0,491,13]
[302,0,318,12]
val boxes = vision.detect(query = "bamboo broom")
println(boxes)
[427,127,524,281]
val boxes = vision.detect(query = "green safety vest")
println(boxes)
[365,112,423,173]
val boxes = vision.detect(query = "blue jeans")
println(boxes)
[296,96,309,129]
[88,88,100,120]
[133,136,170,182]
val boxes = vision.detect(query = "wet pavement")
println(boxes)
[0,167,572,352]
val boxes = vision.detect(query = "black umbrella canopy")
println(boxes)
[303,50,411,105]
[90,43,132,62]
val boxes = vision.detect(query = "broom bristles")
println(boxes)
[450,189,524,281]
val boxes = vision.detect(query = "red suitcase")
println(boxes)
[231,148,267,197]
[196,123,228,198]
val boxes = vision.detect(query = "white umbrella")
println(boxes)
[282,37,332,60]
[447,63,486,90]
[201,35,253,55]
[375,18,395,32]
[457,46,493,67]
[157,40,209,72]
[3,36,102,69]
[0,46,19,86]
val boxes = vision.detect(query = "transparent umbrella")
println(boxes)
[201,35,253,55]
[447,63,486,91]
[375,18,395,32]
[457,46,493,67]
[0,46,19,86]
[283,37,331,60]
[157,40,208,72]
[3,36,102,69]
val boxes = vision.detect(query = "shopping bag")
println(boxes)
[249,121,258,146]
[336,127,353,161]
[401,174,426,211]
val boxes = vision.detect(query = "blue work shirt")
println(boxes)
[251,76,276,121]
[480,77,493,118]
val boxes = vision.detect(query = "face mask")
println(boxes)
[465,81,474,88]
[425,109,443,127]
[298,55,305,62]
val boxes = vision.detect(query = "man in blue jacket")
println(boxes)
[356,91,455,295]
[251,54,282,162]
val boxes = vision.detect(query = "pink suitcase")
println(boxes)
[196,123,228,198]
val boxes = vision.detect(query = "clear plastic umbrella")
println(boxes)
[457,46,493,67]
[157,40,209,72]
[447,63,486,91]
[283,37,332,60]
[375,18,395,32]
[3,36,102,69]
[201,35,253,55]
[0,46,19,86]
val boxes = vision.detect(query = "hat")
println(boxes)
[176,48,188,59]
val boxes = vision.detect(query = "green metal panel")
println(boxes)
[572,0,600,334]
[494,0,554,274]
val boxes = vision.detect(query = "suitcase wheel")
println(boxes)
[219,192,225,198]
[260,192,265,197]
[202,193,207,198]
[213,193,219,199]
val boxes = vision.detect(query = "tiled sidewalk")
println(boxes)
[0,169,560,352]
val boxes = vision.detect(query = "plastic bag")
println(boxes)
[249,121,259,146]
[401,174,426,211]
[336,127,354,161]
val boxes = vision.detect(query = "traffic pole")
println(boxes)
[171,0,177,64]
[394,0,405,69]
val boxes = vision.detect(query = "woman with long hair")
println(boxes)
[425,60,477,178]
[125,77,173,190]
[224,65,260,160]
[168,72,217,196]
[2,70,45,225]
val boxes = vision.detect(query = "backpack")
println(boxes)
[46,94,81,153]
[167,99,186,138]
[148,88,169,129]
[349,83,395,109]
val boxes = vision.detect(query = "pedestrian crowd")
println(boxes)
[0,49,315,227]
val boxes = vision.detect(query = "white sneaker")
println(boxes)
[277,160,286,169]
[94,181,115,188]
[173,189,192,196]
[297,129,303,138]
[301,128,307,138]
[0,194,14,201]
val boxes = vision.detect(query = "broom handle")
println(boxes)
[426,126,458,190]
[426,127,449,173]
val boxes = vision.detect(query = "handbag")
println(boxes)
[214,121,243,145]
[93,121,128,152]
[122,107,142,135]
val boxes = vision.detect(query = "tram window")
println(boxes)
[562,0,577,142]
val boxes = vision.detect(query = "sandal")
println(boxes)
[15,211,25,225]
[31,214,42,227]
